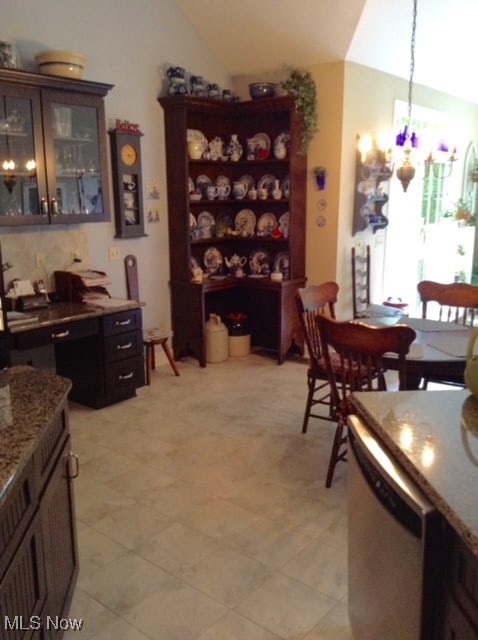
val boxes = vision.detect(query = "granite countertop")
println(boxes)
[352,389,478,555]
[8,300,139,333]
[0,366,71,505]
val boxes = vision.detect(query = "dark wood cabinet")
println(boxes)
[437,525,478,639]
[55,307,144,408]
[0,69,112,225]
[158,95,306,365]
[0,398,78,640]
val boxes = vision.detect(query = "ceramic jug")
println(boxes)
[232,181,248,199]
[465,327,478,396]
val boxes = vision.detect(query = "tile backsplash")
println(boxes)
[1,228,89,293]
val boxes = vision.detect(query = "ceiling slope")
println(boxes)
[174,0,478,104]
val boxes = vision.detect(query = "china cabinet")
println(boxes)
[0,68,112,225]
[158,95,306,366]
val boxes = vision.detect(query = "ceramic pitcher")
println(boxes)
[465,327,478,396]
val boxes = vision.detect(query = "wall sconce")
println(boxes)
[357,135,393,181]
[2,159,16,193]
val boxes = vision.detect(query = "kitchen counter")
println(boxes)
[7,300,139,333]
[0,365,71,505]
[351,389,478,556]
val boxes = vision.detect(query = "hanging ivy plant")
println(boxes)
[281,67,318,156]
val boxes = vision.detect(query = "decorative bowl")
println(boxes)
[249,83,276,100]
[35,50,86,79]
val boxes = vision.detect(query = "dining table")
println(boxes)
[369,315,472,390]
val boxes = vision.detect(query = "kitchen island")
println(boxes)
[0,366,78,639]
[351,389,478,639]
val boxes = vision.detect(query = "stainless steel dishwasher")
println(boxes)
[347,414,438,640]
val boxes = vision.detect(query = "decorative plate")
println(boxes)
[203,246,223,275]
[190,212,197,230]
[278,211,290,238]
[249,248,271,276]
[273,251,290,277]
[235,209,256,236]
[216,175,230,188]
[197,210,215,238]
[280,174,290,198]
[256,212,278,236]
[238,174,255,191]
[250,132,271,152]
[257,174,276,195]
[216,212,234,237]
[195,174,212,197]
[190,256,199,269]
[188,176,195,193]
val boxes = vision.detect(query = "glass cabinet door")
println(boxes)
[44,94,108,221]
[0,89,47,222]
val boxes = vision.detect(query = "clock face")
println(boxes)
[121,144,137,166]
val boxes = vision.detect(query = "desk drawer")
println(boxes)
[105,355,144,394]
[104,330,143,363]
[102,309,142,336]
[13,317,98,350]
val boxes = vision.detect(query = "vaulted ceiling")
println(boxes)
[175,0,478,104]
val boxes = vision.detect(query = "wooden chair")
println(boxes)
[417,280,478,325]
[317,315,416,488]
[417,280,478,388]
[351,245,404,320]
[295,282,339,433]
[351,245,370,318]
[124,255,179,384]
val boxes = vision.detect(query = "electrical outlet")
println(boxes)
[109,247,121,261]
[35,252,45,268]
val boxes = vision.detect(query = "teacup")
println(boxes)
[248,188,257,200]
[206,185,219,200]
[258,187,268,200]
[217,184,231,200]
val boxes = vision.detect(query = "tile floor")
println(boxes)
[65,352,353,640]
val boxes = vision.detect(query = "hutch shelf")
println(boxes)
[159,95,307,366]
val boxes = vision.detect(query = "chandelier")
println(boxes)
[358,0,456,193]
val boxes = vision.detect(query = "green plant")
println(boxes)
[281,67,317,156]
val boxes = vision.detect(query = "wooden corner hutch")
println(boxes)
[158,95,307,366]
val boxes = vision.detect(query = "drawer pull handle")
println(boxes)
[117,342,132,350]
[51,330,70,339]
[119,371,134,381]
[67,452,79,479]
[116,319,132,326]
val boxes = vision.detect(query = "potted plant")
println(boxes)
[312,165,327,190]
[455,197,472,225]
[281,67,317,156]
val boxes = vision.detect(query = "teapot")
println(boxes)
[465,328,478,396]
[225,254,247,275]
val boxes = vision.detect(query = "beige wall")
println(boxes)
[3,3,478,335]
[1,0,230,333]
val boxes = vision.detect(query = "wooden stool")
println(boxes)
[144,328,180,384]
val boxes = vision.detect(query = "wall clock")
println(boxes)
[109,120,147,238]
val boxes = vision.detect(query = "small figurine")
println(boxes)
[167,66,188,95]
